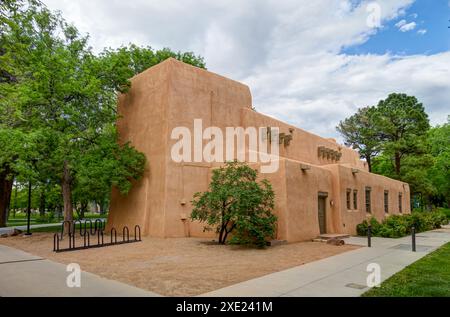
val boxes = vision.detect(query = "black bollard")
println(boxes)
[412,226,416,252]
[367,225,372,247]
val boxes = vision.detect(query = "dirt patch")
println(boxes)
[0,233,359,296]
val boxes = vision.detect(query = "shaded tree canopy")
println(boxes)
[338,93,447,209]
[0,0,206,226]
[337,106,380,172]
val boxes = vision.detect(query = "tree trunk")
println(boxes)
[218,223,227,244]
[366,156,372,173]
[80,201,88,219]
[94,200,99,214]
[39,189,46,217]
[99,199,107,215]
[12,182,17,218]
[57,204,63,221]
[61,160,73,226]
[394,152,401,176]
[222,223,236,244]
[0,165,13,227]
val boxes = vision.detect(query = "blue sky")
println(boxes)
[344,0,450,55]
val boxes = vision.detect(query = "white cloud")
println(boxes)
[396,20,417,32]
[246,52,450,137]
[41,0,448,140]
[417,29,427,35]
[395,19,407,27]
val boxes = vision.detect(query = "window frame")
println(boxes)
[384,190,389,214]
[346,188,351,210]
[365,187,371,213]
[353,189,358,210]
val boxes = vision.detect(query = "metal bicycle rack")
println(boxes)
[53,220,141,252]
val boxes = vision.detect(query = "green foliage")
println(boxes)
[356,211,448,238]
[356,217,381,236]
[191,161,277,247]
[338,94,448,210]
[337,106,380,171]
[73,126,146,201]
[101,44,206,78]
[437,207,450,220]
[0,1,206,223]
[427,121,450,206]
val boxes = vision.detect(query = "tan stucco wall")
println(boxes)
[107,61,171,236]
[324,164,411,235]
[107,58,411,242]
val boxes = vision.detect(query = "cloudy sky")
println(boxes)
[42,0,450,139]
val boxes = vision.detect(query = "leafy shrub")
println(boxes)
[356,210,447,238]
[436,208,450,222]
[357,217,381,236]
[35,213,55,224]
[191,161,277,248]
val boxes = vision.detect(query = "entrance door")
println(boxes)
[318,194,327,234]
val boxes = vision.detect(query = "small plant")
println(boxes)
[356,210,448,238]
[356,217,381,236]
[191,161,277,247]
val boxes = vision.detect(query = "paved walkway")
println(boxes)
[0,244,160,297]
[2,226,449,297]
[202,226,450,297]
[0,219,107,235]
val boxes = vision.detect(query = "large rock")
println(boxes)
[10,229,23,236]
[327,238,345,246]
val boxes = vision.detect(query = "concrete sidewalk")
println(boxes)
[0,219,107,235]
[202,226,450,297]
[0,223,61,235]
[0,244,160,297]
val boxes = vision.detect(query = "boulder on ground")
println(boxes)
[0,233,8,238]
[10,229,23,236]
[327,238,345,246]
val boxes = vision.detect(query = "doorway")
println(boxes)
[318,192,328,234]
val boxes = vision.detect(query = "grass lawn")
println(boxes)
[363,242,450,297]
[29,225,65,233]
[4,212,107,227]
[29,221,106,233]
[6,219,38,226]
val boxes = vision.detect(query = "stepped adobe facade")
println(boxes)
[107,58,410,242]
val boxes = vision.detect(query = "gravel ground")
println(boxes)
[0,233,359,296]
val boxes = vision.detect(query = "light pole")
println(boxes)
[24,157,38,236]
[24,180,32,236]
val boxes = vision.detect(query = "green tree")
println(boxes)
[1,6,132,223]
[0,0,38,226]
[373,93,430,177]
[101,44,205,77]
[1,1,206,226]
[427,119,450,207]
[72,126,146,218]
[0,129,27,226]
[191,161,277,247]
[337,106,380,172]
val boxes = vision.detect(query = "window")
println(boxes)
[353,190,358,210]
[346,189,351,209]
[399,193,403,213]
[384,190,389,213]
[365,187,371,213]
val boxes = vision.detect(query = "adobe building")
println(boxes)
[107,58,410,242]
